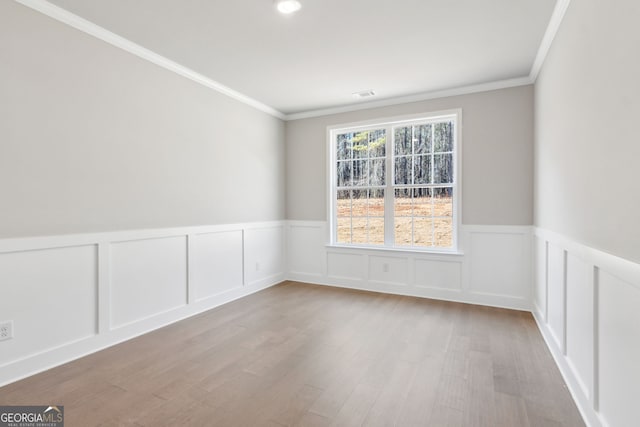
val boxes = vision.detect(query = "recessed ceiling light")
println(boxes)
[353,90,376,99]
[275,0,302,14]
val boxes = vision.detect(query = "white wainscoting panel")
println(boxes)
[0,245,98,367]
[534,235,548,318]
[287,222,531,310]
[565,253,593,398]
[467,228,531,303]
[414,259,462,291]
[0,221,286,387]
[190,230,244,301]
[547,242,566,351]
[368,255,408,287]
[533,227,640,427]
[244,225,285,287]
[287,222,325,278]
[110,236,188,329]
[327,252,366,282]
[598,270,640,427]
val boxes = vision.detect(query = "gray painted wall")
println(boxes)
[0,1,285,237]
[534,0,640,263]
[286,86,534,225]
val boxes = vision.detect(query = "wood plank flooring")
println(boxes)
[0,281,585,426]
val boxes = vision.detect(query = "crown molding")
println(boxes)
[14,0,287,120]
[283,0,572,121]
[529,0,572,81]
[283,76,534,121]
[15,0,571,123]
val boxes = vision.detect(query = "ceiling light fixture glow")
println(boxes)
[275,0,302,14]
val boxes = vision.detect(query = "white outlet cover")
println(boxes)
[0,320,13,341]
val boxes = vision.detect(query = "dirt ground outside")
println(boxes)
[337,195,453,248]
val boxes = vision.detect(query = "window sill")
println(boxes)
[325,243,464,257]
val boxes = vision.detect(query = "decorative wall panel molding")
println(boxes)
[0,221,286,387]
[286,221,532,310]
[8,220,637,427]
[533,227,640,427]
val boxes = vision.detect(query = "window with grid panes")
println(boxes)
[331,112,459,251]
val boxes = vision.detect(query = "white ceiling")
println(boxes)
[46,0,557,116]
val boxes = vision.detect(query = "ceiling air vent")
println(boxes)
[352,90,376,99]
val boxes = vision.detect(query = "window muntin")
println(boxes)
[331,113,459,251]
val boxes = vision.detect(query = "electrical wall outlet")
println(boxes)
[0,321,13,341]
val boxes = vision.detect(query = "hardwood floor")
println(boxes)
[0,281,585,426]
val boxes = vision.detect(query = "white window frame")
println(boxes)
[327,109,462,254]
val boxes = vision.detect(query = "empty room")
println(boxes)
[1,0,638,426]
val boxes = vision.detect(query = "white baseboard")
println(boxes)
[0,221,286,387]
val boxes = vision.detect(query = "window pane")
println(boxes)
[434,187,453,217]
[369,217,385,245]
[433,154,453,184]
[337,161,351,187]
[415,124,432,154]
[352,160,367,186]
[413,217,434,247]
[394,156,411,185]
[413,188,432,217]
[369,159,385,186]
[368,189,385,216]
[394,188,412,217]
[394,217,412,246]
[434,122,453,152]
[394,127,412,155]
[434,218,453,248]
[336,133,352,160]
[336,216,351,244]
[351,131,370,159]
[336,190,351,244]
[413,155,432,184]
[369,129,386,158]
[351,189,367,217]
[336,190,351,217]
[352,217,367,244]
